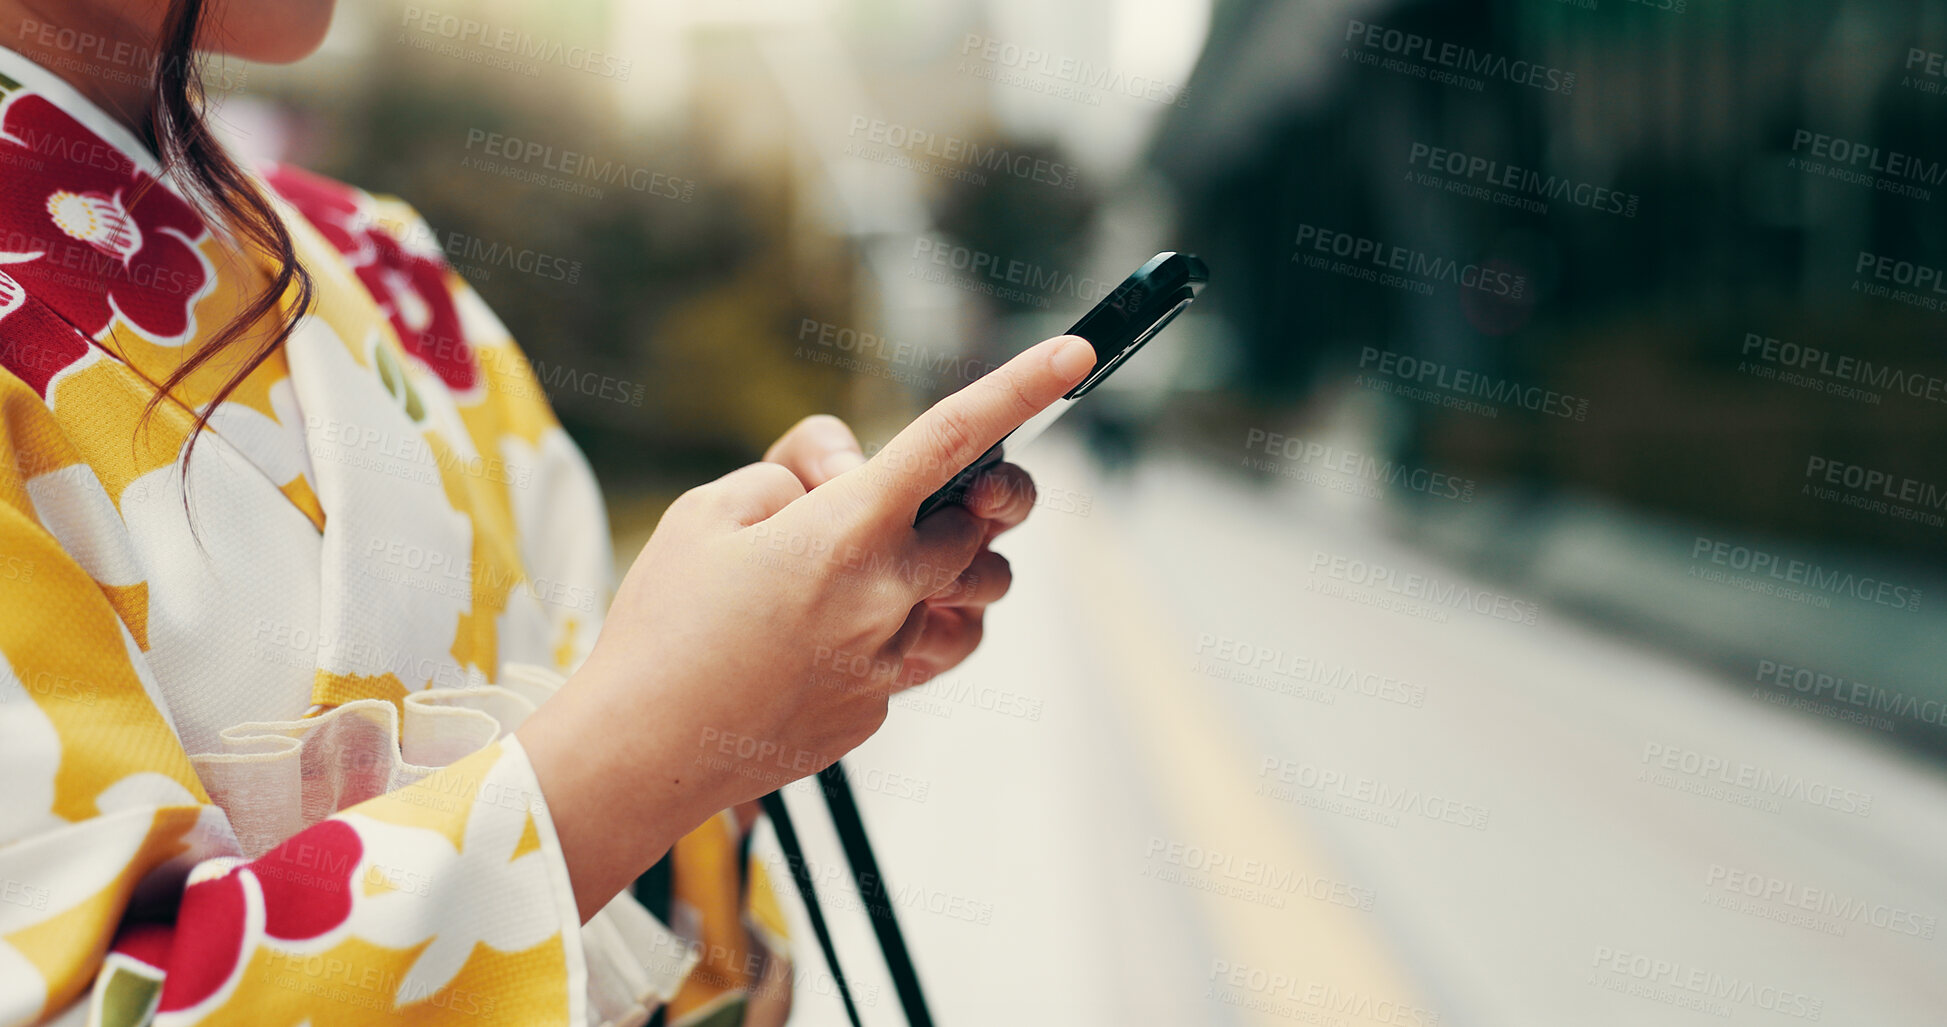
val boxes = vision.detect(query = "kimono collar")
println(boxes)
[0,42,174,189]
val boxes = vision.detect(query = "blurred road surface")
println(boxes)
[672,436,1947,1027]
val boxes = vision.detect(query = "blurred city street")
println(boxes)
[7,0,1947,1023]
[715,434,1947,1026]
[349,0,1947,1019]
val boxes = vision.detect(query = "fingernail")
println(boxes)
[1052,336,1096,380]
[821,449,865,478]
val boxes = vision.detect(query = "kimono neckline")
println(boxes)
[0,43,179,194]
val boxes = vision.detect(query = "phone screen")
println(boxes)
[914,251,1207,522]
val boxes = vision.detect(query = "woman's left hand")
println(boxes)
[763,413,1034,688]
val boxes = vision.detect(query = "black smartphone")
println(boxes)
[914,250,1209,522]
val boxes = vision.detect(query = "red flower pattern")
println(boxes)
[263,163,477,392]
[154,819,365,1013]
[0,93,209,343]
[0,91,479,403]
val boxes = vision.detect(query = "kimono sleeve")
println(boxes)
[0,381,588,1026]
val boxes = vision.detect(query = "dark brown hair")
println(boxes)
[140,0,314,466]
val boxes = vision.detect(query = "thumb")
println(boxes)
[764,414,865,489]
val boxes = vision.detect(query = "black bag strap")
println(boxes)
[816,763,935,1027]
[759,787,865,1027]
[760,760,937,1027]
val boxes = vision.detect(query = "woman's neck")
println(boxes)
[0,0,160,136]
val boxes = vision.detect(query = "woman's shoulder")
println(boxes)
[259,161,437,260]
[252,162,588,475]
[257,161,505,398]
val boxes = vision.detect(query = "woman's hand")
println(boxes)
[761,413,1041,690]
[517,335,1095,920]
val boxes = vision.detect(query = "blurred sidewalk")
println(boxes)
[619,434,1947,1026]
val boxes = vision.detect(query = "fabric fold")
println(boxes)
[185,663,697,1025]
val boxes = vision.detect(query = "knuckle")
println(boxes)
[945,526,984,569]
[1008,468,1037,510]
[816,477,869,526]
[802,412,850,435]
[670,483,714,515]
[829,488,881,541]
[957,515,986,552]
[752,460,804,493]
[987,552,1013,589]
[998,365,1038,419]
[926,404,979,468]
[776,414,842,461]
[978,465,1033,514]
[925,508,982,556]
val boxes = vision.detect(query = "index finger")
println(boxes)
[850,335,1095,516]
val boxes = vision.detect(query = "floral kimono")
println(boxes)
[0,47,787,1027]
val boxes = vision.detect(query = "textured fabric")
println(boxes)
[0,44,782,1027]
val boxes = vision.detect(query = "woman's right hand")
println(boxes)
[517,334,1097,920]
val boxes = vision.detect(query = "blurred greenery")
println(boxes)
[271,61,866,488]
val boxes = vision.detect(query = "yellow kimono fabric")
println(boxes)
[0,46,784,1027]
